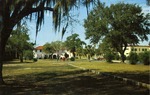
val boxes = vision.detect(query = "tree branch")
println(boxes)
[10,5,53,28]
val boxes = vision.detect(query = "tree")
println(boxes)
[0,0,97,84]
[43,41,64,59]
[76,47,84,59]
[43,43,55,54]
[50,41,64,53]
[64,33,86,57]
[7,24,33,62]
[84,2,150,63]
[128,52,138,65]
[139,51,150,65]
[83,45,95,61]
[24,50,34,60]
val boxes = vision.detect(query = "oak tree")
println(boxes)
[0,0,97,84]
[84,3,150,62]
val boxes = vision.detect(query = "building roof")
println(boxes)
[35,46,43,50]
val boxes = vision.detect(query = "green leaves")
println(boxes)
[84,2,150,62]
[64,33,85,55]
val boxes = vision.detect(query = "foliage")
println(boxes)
[104,52,114,63]
[83,45,95,60]
[128,52,138,65]
[1,0,96,39]
[114,53,120,60]
[84,2,150,63]
[33,58,38,62]
[43,41,65,55]
[70,57,75,61]
[6,24,34,62]
[24,50,33,60]
[76,47,84,59]
[43,43,55,54]
[139,51,150,65]
[98,42,114,53]
[0,0,96,83]
[64,33,86,57]
[51,41,64,52]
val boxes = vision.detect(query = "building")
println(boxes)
[124,45,150,57]
[33,46,46,59]
[33,46,73,59]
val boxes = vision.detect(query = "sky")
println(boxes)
[28,0,150,46]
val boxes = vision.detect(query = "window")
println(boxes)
[142,49,145,51]
[139,48,140,51]
[134,48,137,51]
[40,50,42,52]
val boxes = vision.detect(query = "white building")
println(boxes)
[33,46,73,59]
[33,46,46,59]
[124,45,150,57]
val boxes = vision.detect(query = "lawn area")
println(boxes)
[70,59,150,84]
[0,59,149,95]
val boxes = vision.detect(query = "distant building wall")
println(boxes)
[33,46,73,59]
[124,46,150,57]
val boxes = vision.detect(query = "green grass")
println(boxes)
[3,60,77,77]
[71,59,150,83]
[71,60,149,72]
[0,59,149,95]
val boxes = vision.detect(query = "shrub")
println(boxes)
[44,55,48,59]
[33,58,38,62]
[70,57,75,61]
[139,51,150,65]
[128,52,138,65]
[114,54,120,60]
[104,52,114,63]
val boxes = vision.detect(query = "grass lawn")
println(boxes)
[0,59,149,95]
[71,59,150,84]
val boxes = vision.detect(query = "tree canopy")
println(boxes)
[84,2,150,62]
[0,0,97,84]
[64,33,86,57]
[43,43,55,54]
[7,24,34,62]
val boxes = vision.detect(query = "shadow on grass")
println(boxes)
[0,70,149,95]
[109,70,149,84]
[3,60,34,64]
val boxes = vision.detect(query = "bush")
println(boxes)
[33,58,38,62]
[139,51,150,65]
[114,54,120,60]
[104,52,114,63]
[128,52,138,65]
[70,57,75,61]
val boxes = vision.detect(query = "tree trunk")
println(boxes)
[0,28,13,85]
[0,24,13,85]
[0,28,5,84]
[120,52,125,63]
[0,49,4,84]
[20,52,23,63]
[0,1,5,84]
